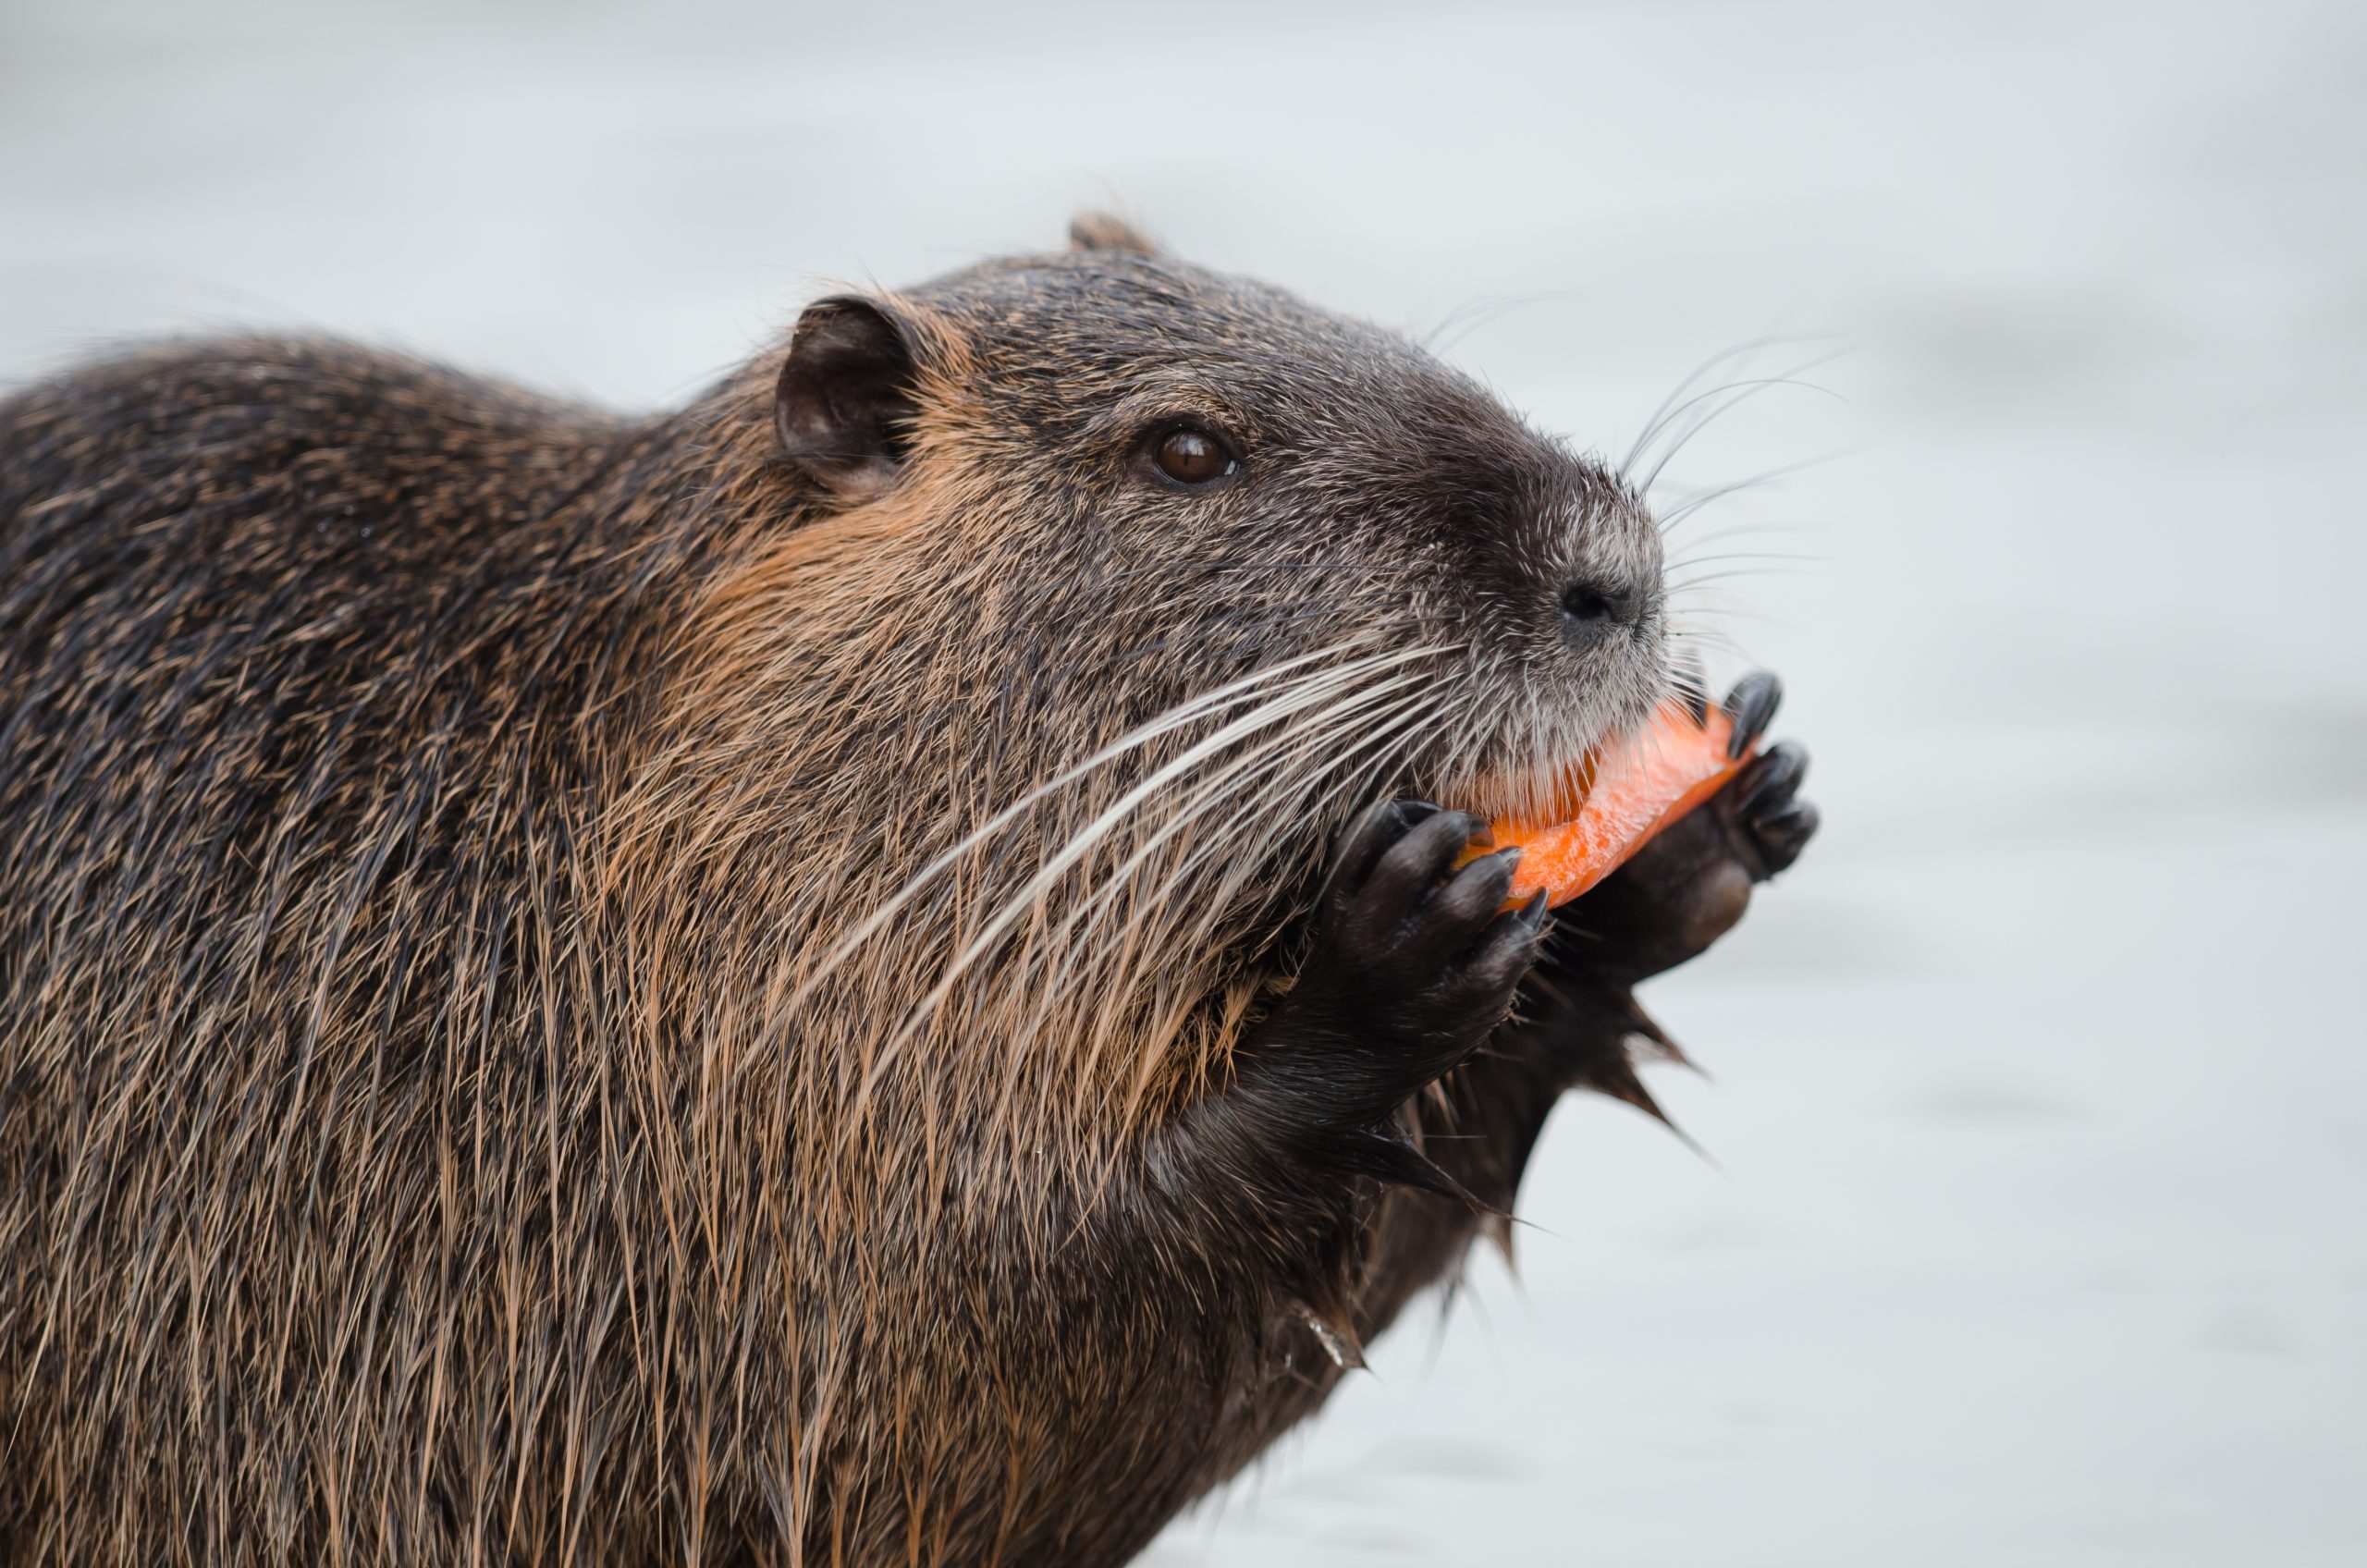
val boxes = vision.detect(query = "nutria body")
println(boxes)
[0,216,1815,1566]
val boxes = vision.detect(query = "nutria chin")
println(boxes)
[0,213,1817,1567]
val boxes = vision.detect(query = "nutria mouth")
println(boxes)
[1464,742,1606,836]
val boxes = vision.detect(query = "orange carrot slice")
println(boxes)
[1472,703,1754,908]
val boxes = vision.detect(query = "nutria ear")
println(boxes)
[774,296,918,501]
[1068,211,1160,257]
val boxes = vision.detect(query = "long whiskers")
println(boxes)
[1654,447,1862,535]
[1630,347,1853,500]
[1015,680,1449,1133]
[1618,331,1843,481]
[1626,371,1846,487]
[770,642,1408,1029]
[834,643,1452,1125]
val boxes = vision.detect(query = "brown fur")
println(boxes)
[0,218,1686,1565]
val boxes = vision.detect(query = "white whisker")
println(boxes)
[1633,348,1853,499]
[1657,446,1863,533]
[840,644,1453,1120]
[772,641,1404,1024]
[1619,330,1842,480]
[1021,681,1447,1126]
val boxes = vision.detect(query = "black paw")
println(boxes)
[1720,672,1820,878]
[1542,671,1819,986]
[1239,802,1548,1158]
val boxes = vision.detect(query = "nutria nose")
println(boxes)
[1557,577,1638,647]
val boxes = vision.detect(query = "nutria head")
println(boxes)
[773,216,1669,821]
[616,214,1674,1192]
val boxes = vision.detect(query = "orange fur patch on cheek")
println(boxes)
[668,373,996,724]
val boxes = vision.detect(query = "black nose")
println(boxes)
[1558,578,1637,647]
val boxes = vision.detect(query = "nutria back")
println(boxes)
[0,219,1813,1567]
[0,340,710,1560]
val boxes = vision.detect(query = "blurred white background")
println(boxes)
[4,2,2361,1562]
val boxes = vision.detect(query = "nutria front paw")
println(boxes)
[1228,802,1547,1191]
[1298,802,1549,1109]
[1544,670,1819,986]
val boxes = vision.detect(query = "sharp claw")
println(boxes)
[1721,671,1784,758]
[1738,741,1809,817]
[1754,799,1820,872]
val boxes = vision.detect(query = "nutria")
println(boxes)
[0,214,1816,1566]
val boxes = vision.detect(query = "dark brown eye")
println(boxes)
[1151,427,1237,486]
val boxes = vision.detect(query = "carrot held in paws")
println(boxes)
[1462,701,1755,908]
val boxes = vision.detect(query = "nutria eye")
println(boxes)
[1149,427,1238,487]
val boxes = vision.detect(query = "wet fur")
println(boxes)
[0,225,1788,1565]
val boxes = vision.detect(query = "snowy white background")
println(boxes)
[4,2,2361,1562]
